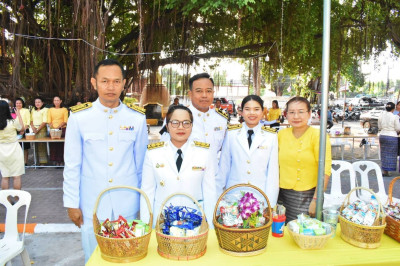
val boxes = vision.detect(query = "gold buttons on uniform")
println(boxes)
[109,131,113,135]
[104,109,108,113]
[109,147,114,151]
[177,176,180,180]
[108,179,113,183]
[109,115,113,119]
[108,162,113,166]
[247,171,251,174]
[114,110,118,113]
[198,113,201,117]
[247,160,250,164]
[207,113,210,117]
[203,119,206,122]
[205,133,208,136]
[248,181,251,185]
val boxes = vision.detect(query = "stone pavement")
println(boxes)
[1,122,400,265]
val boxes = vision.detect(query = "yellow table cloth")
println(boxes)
[87,225,399,265]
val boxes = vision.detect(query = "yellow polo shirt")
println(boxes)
[19,108,31,127]
[267,108,282,121]
[31,108,48,126]
[278,127,332,191]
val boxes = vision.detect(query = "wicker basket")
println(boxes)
[287,220,333,249]
[384,176,400,242]
[213,184,272,257]
[25,133,35,140]
[93,186,153,263]
[50,129,62,139]
[339,187,386,249]
[155,193,208,260]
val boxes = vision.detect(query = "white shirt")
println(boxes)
[63,99,149,220]
[140,139,217,226]
[378,111,400,137]
[218,123,280,207]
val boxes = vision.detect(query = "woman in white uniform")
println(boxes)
[0,100,25,190]
[218,95,279,207]
[140,105,217,226]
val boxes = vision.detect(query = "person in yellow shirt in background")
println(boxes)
[15,97,31,165]
[278,97,332,222]
[267,100,282,128]
[0,100,25,190]
[48,96,68,166]
[30,96,48,165]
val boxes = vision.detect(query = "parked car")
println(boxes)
[360,108,384,130]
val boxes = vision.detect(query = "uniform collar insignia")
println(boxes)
[261,126,277,134]
[193,141,210,149]
[228,124,242,131]
[70,102,92,113]
[147,141,165,150]
[215,107,228,120]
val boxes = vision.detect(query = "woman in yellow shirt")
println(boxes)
[278,97,332,222]
[15,97,31,164]
[30,97,48,165]
[267,100,282,128]
[0,100,25,190]
[47,96,68,166]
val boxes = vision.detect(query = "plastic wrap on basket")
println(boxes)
[92,186,152,263]
[339,187,386,249]
[155,193,209,260]
[213,184,272,256]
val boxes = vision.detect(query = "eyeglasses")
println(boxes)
[169,120,192,128]
[287,110,309,116]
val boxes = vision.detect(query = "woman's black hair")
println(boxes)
[285,97,311,112]
[34,96,45,110]
[0,100,13,130]
[272,100,279,109]
[385,102,395,112]
[166,105,193,124]
[15,97,26,108]
[241,95,264,110]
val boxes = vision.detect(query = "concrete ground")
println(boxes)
[1,120,400,266]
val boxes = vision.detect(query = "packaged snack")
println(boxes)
[170,226,186,237]
[162,205,203,236]
[98,215,149,238]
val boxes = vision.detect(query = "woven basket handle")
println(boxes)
[92,185,153,229]
[212,183,272,225]
[387,176,400,205]
[341,186,385,222]
[155,192,206,232]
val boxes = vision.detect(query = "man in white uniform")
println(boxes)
[63,59,148,262]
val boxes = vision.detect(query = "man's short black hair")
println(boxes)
[189,73,214,90]
[94,59,126,79]
[215,98,221,103]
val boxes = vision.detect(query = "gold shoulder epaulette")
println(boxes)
[228,124,242,131]
[127,104,146,115]
[70,102,92,113]
[262,126,277,133]
[194,141,210,149]
[147,141,164,150]
[215,108,229,120]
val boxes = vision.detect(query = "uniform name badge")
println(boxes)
[257,145,268,149]
[120,125,135,131]
[214,126,222,131]
[156,163,165,168]
[192,166,205,171]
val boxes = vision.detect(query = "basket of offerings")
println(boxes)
[155,193,209,260]
[287,214,334,249]
[384,176,400,242]
[213,184,272,256]
[93,186,152,262]
[339,187,386,249]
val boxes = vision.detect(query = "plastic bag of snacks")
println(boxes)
[217,191,267,229]
[99,215,149,238]
[341,196,381,226]
[162,205,203,237]
[384,203,400,221]
[288,214,332,236]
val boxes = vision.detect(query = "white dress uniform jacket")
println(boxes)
[218,123,279,207]
[63,99,148,221]
[140,139,217,226]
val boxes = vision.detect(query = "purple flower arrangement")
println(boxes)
[238,192,264,228]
